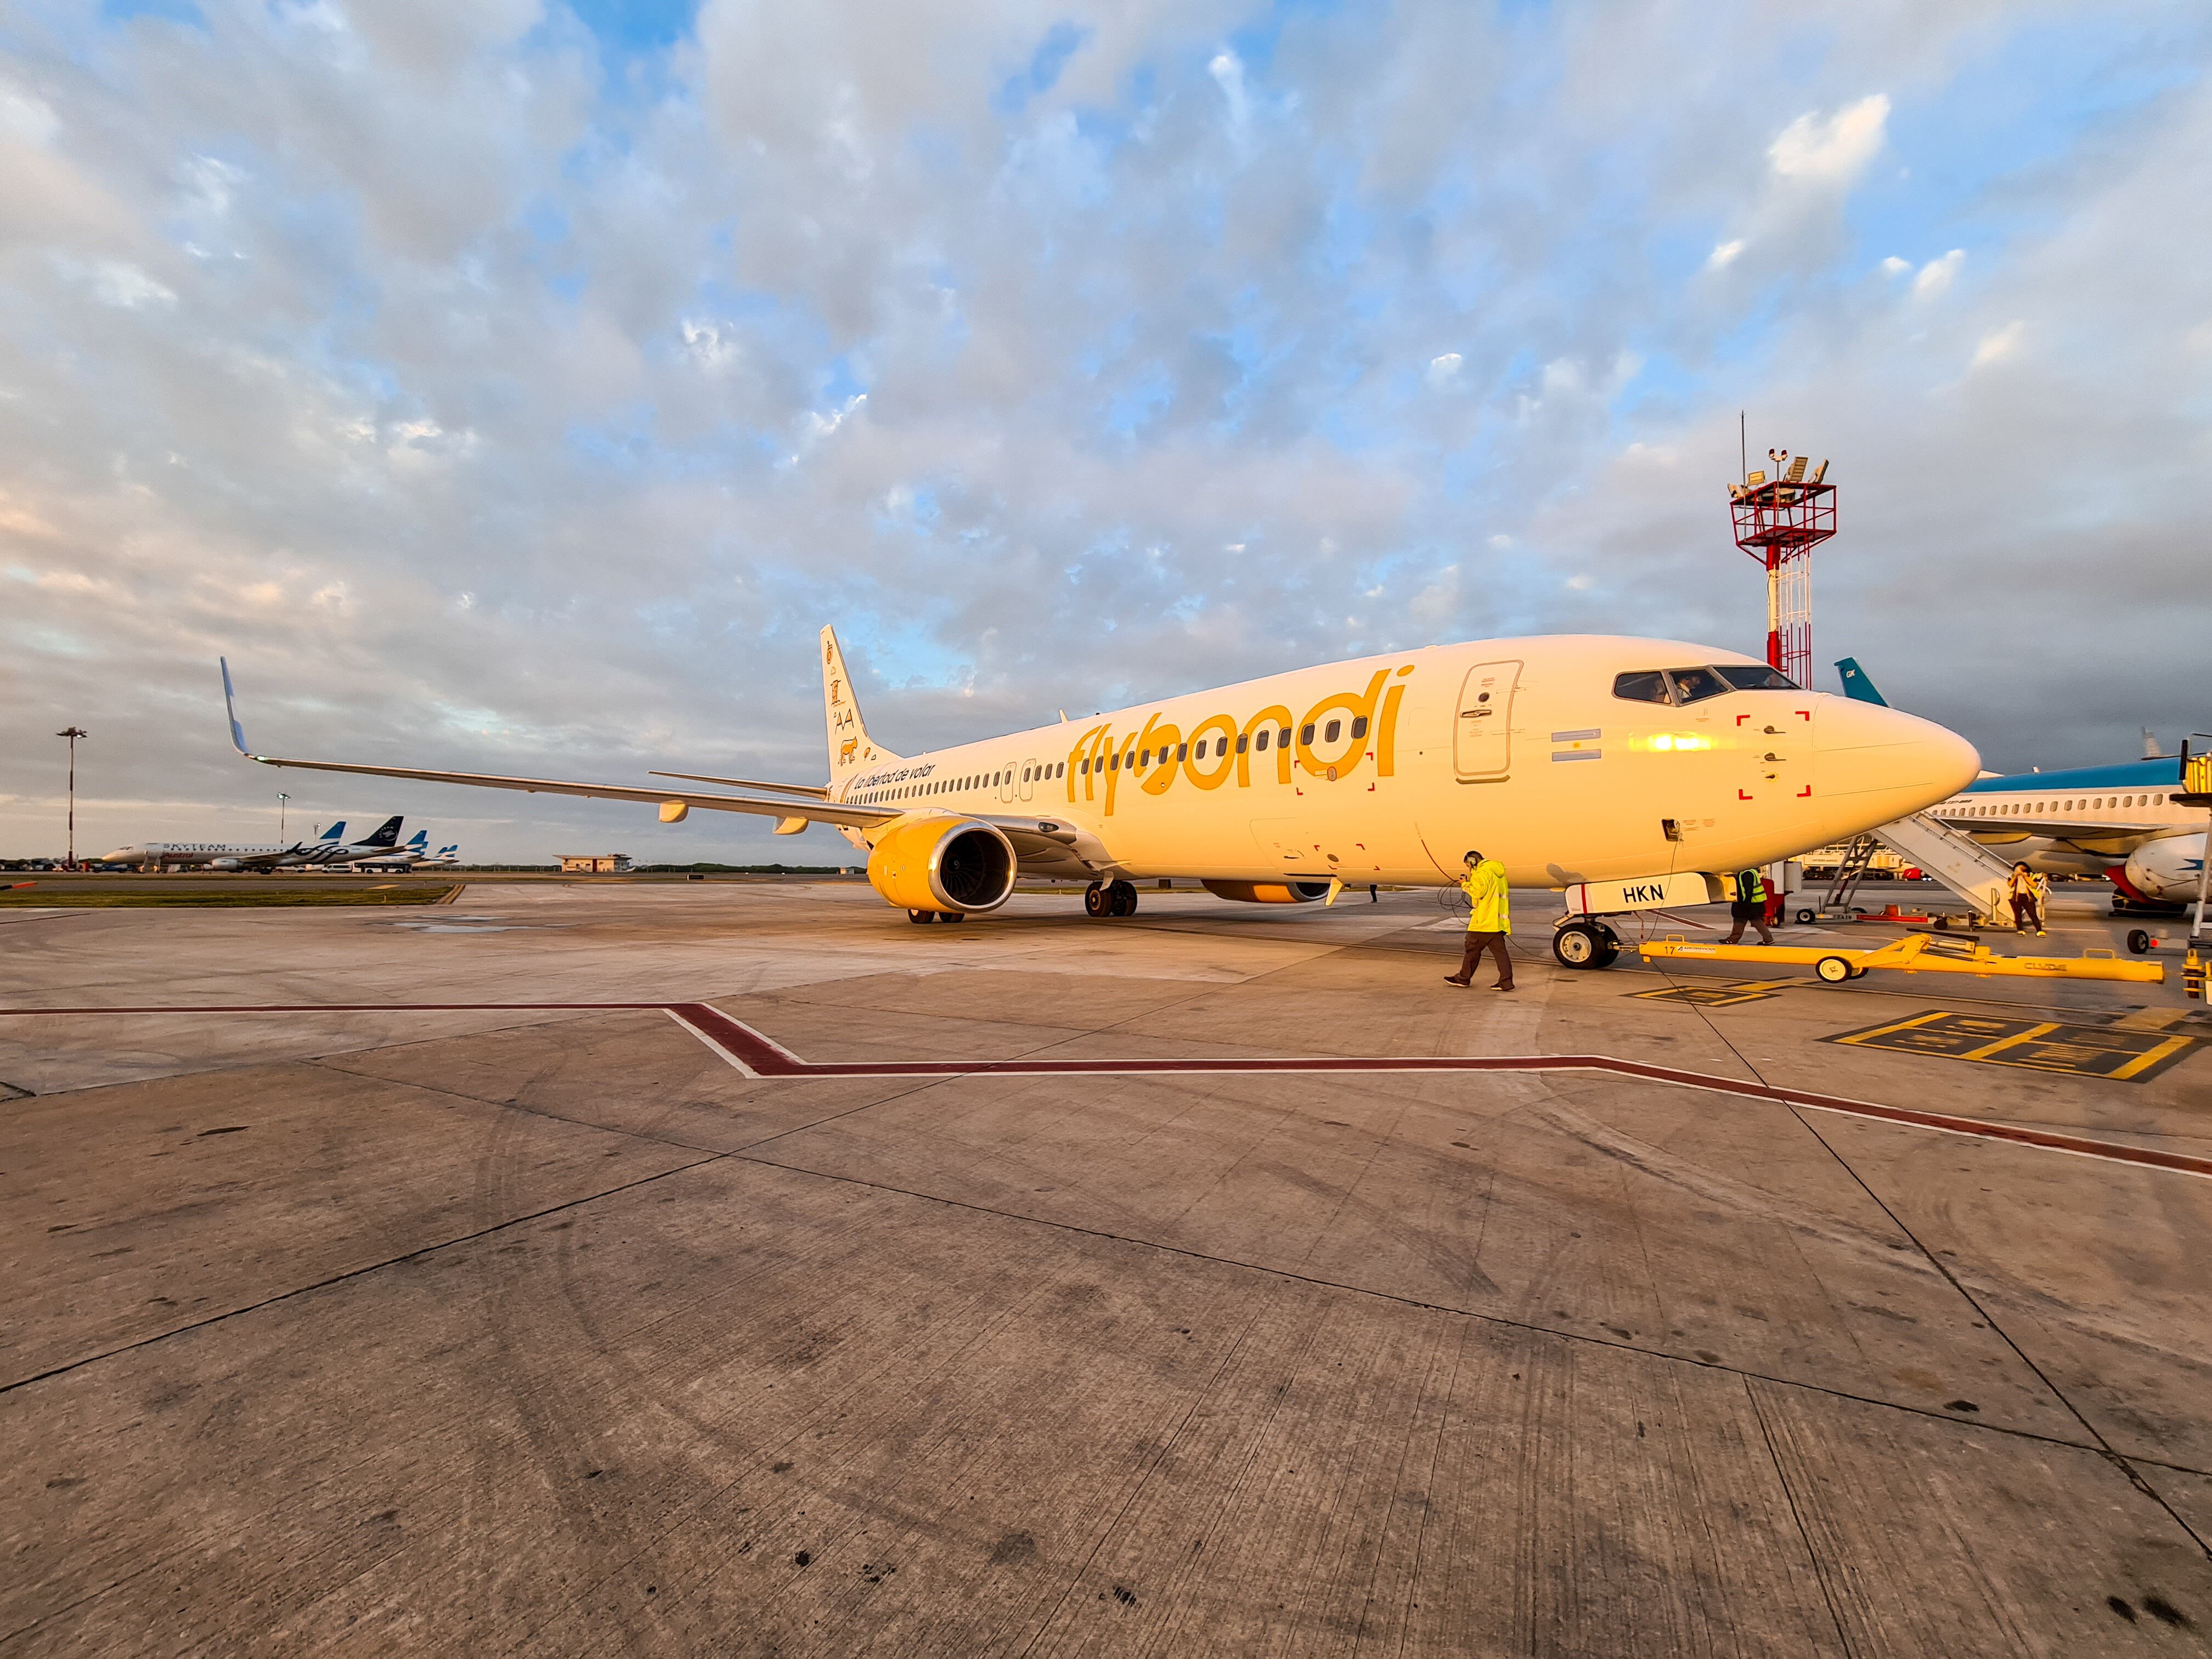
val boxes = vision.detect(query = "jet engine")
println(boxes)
[1201,879,1333,904]
[210,859,243,871]
[866,816,1018,915]
[2122,832,2208,904]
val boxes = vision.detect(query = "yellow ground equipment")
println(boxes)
[1639,931,2165,985]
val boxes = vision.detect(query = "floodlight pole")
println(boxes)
[279,792,290,841]
[57,726,88,868]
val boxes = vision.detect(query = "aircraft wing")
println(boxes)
[221,659,894,831]
[1932,812,2151,840]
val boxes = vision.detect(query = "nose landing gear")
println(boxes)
[1085,879,1139,918]
[1551,919,1622,969]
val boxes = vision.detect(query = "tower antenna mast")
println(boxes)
[1727,447,1835,688]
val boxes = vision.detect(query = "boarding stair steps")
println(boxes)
[1868,811,2016,924]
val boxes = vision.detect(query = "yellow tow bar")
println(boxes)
[1639,932,2165,985]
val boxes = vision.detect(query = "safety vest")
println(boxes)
[1733,869,1767,905]
[1461,861,1511,933]
[2010,868,2036,898]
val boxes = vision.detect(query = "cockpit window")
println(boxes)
[1612,670,1671,704]
[1665,667,1728,703]
[1714,663,1798,691]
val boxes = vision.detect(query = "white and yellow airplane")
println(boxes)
[220,630,1976,964]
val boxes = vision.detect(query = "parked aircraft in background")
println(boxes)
[417,844,461,868]
[343,830,430,871]
[100,821,350,871]
[99,815,407,872]
[222,632,1974,958]
[1833,657,2204,905]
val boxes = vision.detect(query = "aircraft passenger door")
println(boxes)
[1454,659,1522,782]
[1019,759,1036,803]
[1000,762,1017,805]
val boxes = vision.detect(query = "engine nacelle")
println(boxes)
[2123,833,2207,904]
[209,859,243,871]
[1201,879,1333,904]
[867,816,1017,915]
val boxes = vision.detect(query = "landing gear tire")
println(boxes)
[1795,907,1817,926]
[2126,928,2152,956]
[907,909,937,925]
[1109,879,1138,917]
[1085,883,1112,918]
[940,911,966,924]
[1553,921,1620,969]
[1815,955,1854,983]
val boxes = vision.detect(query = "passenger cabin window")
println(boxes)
[1351,716,1369,740]
[1255,729,1270,751]
[1324,719,1341,742]
[1612,670,1670,704]
[1666,668,1727,703]
[1300,723,1316,744]
[1176,743,1188,761]
[1714,664,1798,691]
[1235,734,1248,753]
[1278,726,1291,748]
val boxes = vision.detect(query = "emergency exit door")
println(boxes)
[1454,659,1522,781]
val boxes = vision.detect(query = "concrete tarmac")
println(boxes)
[3,880,2209,1656]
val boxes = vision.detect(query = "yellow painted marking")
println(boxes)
[1957,1022,2061,1063]
[2112,1007,2192,1032]
[2109,1035,2197,1081]
[1831,1012,1954,1047]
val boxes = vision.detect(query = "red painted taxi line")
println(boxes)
[5,1001,2208,1183]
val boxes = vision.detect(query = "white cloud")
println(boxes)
[1881,256,1911,276]
[1565,574,1590,591]
[1768,94,1890,186]
[1912,249,1965,300]
[1970,320,2025,369]
[85,261,177,309]
[0,81,59,146]
[1707,239,1744,270]
[1208,49,1249,132]
[1426,352,1462,386]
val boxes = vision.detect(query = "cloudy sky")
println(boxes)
[3,0,2207,862]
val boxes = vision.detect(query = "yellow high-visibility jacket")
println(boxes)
[1461,860,1511,933]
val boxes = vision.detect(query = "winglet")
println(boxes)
[220,657,252,755]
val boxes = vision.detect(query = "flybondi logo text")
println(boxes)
[1066,666,1417,816]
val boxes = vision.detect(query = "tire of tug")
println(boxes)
[1816,955,1854,983]
[1796,907,1817,924]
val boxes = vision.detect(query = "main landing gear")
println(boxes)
[906,909,968,925]
[1085,879,1138,918]
[1551,918,1622,969]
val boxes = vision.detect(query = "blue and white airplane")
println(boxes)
[1837,657,2204,905]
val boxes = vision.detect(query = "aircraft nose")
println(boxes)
[1814,699,1979,813]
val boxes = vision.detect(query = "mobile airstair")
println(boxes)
[1811,815,2016,926]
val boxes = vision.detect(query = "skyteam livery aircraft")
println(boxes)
[220,630,1976,960]
[100,817,405,871]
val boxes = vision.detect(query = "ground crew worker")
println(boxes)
[1444,850,1514,990]
[1722,867,1775,946]
[2008,862,2045,935]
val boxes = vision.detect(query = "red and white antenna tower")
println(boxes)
[1728,443,1835,689]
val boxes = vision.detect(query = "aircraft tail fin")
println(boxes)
[405,830,428,849]
[359,815,403,848]
[821,625,898,783]
[318,822,346,842]
[1835,657,1889,707]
